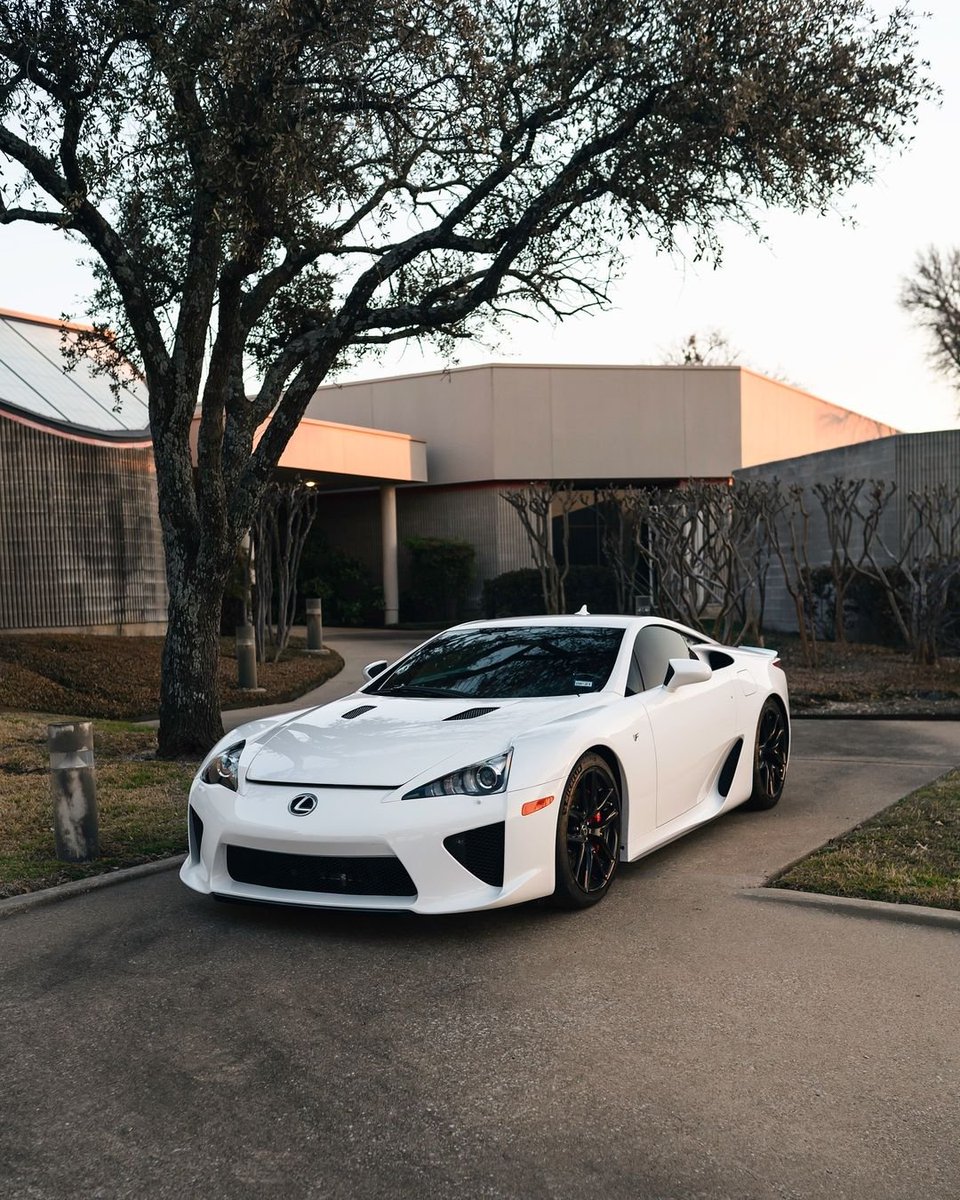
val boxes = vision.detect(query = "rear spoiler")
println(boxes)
[736,645,780,661]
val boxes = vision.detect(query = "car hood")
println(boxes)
[243,693,610,788]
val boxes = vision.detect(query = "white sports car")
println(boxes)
[180,615,789,914]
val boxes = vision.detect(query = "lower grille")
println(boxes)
[443,822,505,887]
[226,845,416,896]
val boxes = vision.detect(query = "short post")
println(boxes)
[305,597,324,652]
[48,721,99,862]
[236,624,259,689]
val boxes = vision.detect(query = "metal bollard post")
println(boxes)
[48,721,99,862]
[305,597,324,653]
[236,624,260,690]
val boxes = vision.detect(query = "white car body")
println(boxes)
[180,615,790,914]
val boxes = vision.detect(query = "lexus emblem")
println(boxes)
[289,793,318,816]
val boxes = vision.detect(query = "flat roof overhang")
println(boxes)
[190,413,428,489]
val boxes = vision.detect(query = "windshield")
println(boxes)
[367,626,625,699]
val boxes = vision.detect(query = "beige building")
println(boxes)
[306,363,897,612]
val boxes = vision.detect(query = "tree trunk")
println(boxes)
[157,568,228,758]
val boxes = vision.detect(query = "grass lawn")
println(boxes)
[769,768,960,912]
[0,633,343,720]
[0,714,196,898]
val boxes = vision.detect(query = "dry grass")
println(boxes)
[770,769,960,911]
[0,633,343,720]
[0,714,196,897]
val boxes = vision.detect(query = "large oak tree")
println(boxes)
[0,0,931,755]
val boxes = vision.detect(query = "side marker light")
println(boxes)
[521,795,555,816]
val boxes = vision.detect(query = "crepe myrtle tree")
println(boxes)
[0,0,932,755]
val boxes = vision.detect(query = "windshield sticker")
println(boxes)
[575,679,593,689]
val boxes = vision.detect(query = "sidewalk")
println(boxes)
[220,627,430,732]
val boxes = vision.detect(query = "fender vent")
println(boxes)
[341,705,377,720]
[444,706,499,721]
[718,738,744,797]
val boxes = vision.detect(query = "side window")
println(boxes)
[633,626,693,691]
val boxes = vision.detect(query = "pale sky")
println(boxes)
[1,3,958,433]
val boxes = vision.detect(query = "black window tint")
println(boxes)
[369,626,625,699]
[633,626,692,690]
[625,649,644,696]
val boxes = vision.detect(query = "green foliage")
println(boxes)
[483,569,545,618]
[298,534,382,627]
[405,537,475,622]
[483,565,617,617]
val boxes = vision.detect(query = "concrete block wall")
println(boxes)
[0,416,168,632]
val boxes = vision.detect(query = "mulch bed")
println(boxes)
[0,633,343,721]
[773,637,960,718]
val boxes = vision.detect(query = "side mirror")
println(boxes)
[362,659,389,682]
[664,657,712,692]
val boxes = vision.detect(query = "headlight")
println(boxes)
[200,740,245,791]
[403,750,513,800]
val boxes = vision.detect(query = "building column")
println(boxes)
[381,484,399,626]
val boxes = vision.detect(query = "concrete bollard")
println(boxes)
[48,721,99,862]
[305,597,324,652]
[236,624,259,689]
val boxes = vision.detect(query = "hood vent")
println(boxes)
[444,706,499,721]
[341,704,377,720]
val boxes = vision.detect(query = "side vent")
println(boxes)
[444,706,499,721]
[718,738,744,797]
[189,806,204,861]
[341,705,377,720]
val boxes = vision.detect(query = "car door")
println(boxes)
[632,626,737,827]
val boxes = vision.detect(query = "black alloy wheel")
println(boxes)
[551,752,621,908]
[744,698,789,810]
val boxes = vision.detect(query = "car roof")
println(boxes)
[450,614,704,635]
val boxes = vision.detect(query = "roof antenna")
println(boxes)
[576,604,590,615]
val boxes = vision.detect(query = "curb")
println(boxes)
[0,855,185,920]
[740,886,960,931]
[792,711,960,722]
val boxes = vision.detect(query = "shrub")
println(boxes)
[297,535,382,627]
[483,569,545,617]
[405,537,475,622]
[483,564,618,617]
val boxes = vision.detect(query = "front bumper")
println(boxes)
[179,775,564,914]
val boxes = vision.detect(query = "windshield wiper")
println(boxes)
[379,684,464,698]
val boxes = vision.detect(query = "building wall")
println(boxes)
[734,431,959,633]
[312,483,535,616]
[0,416,168,631]
[309,363,898,487]
[738,371,898,469]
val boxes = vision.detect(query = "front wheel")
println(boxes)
[551,753,622,909]
[743,698,789,811]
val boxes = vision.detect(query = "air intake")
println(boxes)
[443,706,499,721]
[443,823,505,887]
[341,705,377,720]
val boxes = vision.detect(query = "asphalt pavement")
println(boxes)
[2,639,960,1199]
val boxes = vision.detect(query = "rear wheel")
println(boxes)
[743,698,789,811]
[551,753,621,908]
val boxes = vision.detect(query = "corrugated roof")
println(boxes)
[0,309,150,436]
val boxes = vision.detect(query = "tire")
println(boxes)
[743,698,789,811]
[551,752,622,909]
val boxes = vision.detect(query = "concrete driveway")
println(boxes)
[2,712,959,1200]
